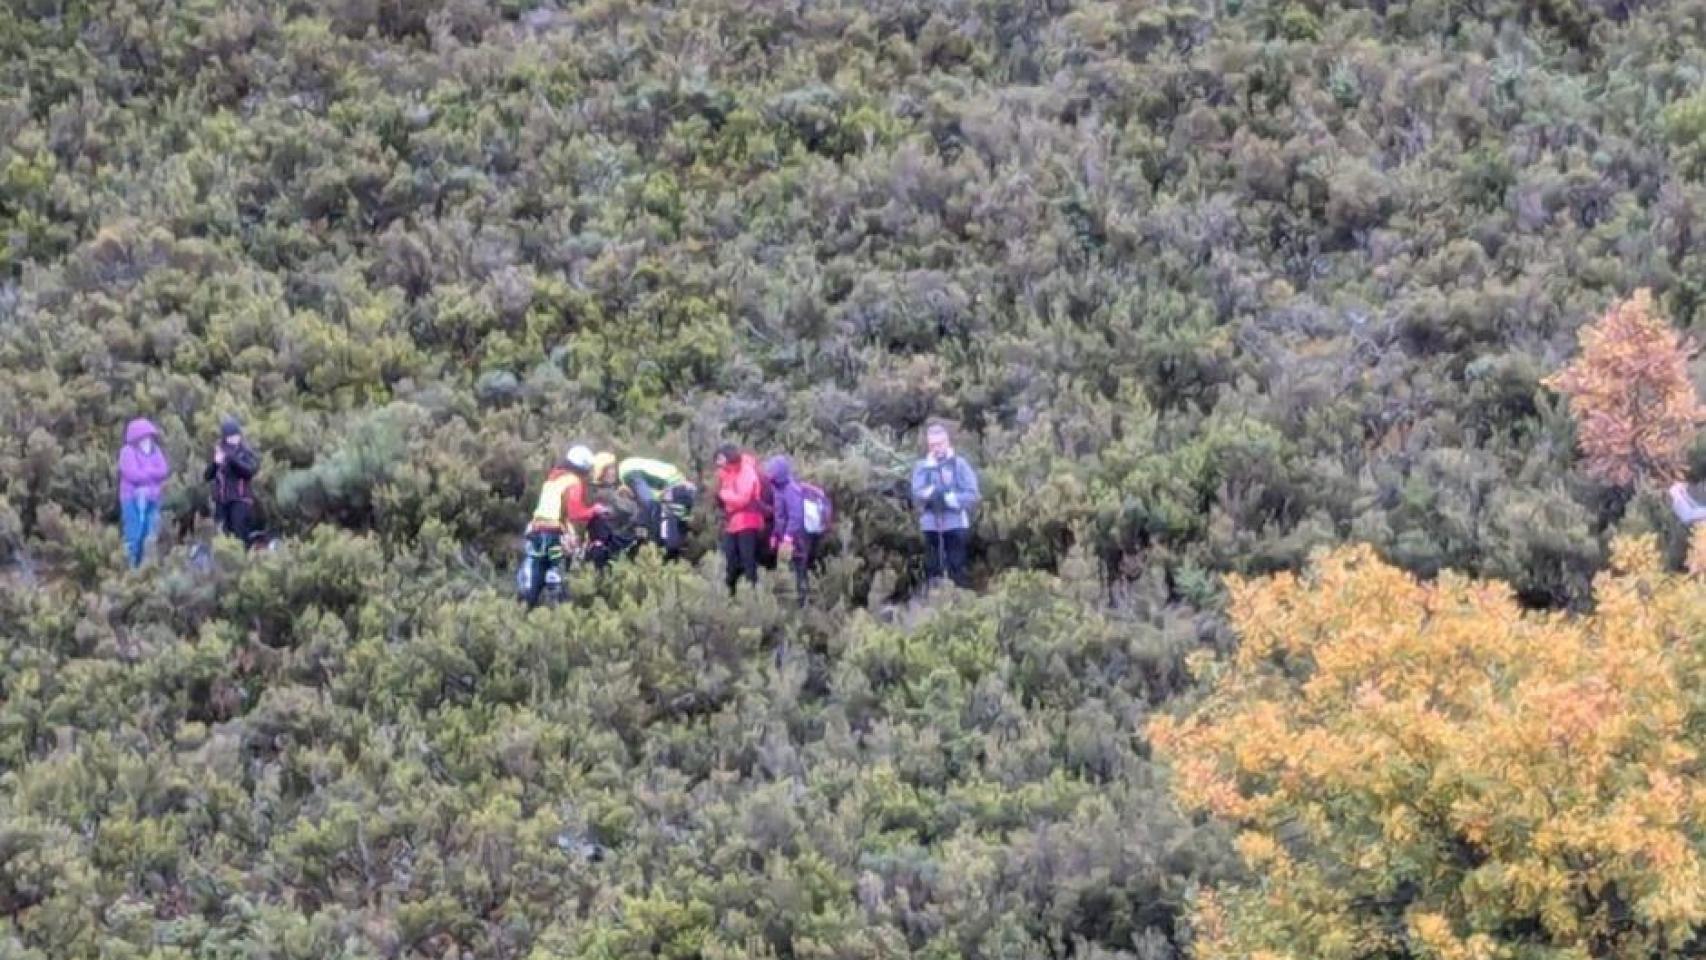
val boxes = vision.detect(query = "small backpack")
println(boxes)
[800,482,833,535]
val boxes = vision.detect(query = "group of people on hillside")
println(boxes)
[115,415,264,566]
[517,440,843,608]
[516,444,693,606]
[516,422,981,608]
[110,414,980,603]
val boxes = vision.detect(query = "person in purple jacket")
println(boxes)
[117,418,171,567]
[765,455,820,606]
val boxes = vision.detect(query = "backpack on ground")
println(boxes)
[800,482,833,535]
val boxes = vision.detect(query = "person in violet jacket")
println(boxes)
[765,455,816,605]
[910,423,980,590]
[117,418,171,567]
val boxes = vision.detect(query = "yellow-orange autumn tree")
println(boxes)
[1150,538,1706,960]
[1544,289,1706,487]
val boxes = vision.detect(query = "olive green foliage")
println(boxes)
[1,532,1229,957]
[10,0,1706,599]
[4,0,1706,954]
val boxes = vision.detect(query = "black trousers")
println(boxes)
[659,513,686,560]
[654,497,691,561]
[924,528,970,588]
[215,500,254,545]
[722,529,761,595]
[790,532,822,606]
[637,486,693,561]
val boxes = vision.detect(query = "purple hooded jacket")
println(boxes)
[118,419,171,504]
[764,455,809,546]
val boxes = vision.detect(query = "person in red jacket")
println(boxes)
[715,442,768,596]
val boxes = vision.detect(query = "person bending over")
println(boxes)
[595,452,696,560]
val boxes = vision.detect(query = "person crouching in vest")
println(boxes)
[596,453,696,561]
[521,443,606,608]
[581,451,647,571]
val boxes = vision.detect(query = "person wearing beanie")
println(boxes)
[715,443,768,596]
[204,415,261,545]
[117,418,171,567]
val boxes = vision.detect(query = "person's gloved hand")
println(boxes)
[944,492,960,510]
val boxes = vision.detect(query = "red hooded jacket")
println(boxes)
[716,453,767,535]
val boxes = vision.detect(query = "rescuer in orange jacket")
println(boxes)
[519,444,607,607]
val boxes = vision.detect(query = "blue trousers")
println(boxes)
[122,498,160,568]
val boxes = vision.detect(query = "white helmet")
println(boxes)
[564,444,595,471]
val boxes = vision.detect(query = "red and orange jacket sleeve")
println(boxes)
[562,477,599,525]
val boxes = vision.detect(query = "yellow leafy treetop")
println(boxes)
[1543,289,1706,488]
[1150,538,1706,960]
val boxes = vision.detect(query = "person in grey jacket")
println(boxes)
[910,423,980,589]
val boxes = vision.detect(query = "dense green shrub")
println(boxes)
[0,532,1230,957]
[4,0,1704,954]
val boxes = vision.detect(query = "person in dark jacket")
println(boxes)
[910,423,980,589]
[765,455,819,606]
[204,416,261,545]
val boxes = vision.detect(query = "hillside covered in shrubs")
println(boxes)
[7,0,1706,956]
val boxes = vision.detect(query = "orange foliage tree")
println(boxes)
[1543,289,1706,488]
[1150,539,1706,959]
